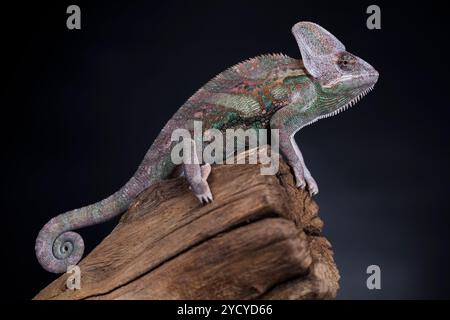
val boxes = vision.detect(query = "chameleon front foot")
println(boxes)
[302,164,319,196]
[292,164,319,196]
[305,173,319,196]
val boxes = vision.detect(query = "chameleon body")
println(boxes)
[36,22,379,273]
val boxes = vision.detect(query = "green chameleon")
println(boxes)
[36,21,379,273]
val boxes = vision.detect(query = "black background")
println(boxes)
[1,0,449,300]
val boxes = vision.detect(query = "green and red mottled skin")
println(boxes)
[36,22,379,273]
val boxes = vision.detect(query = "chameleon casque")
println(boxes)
[36,22,379,273]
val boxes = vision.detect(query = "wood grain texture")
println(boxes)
[34,146,339,300]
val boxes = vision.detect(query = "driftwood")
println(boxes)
[34,147,339,300]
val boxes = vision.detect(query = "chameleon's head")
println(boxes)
[292,22,378,115]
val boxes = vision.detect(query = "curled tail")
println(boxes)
[35,122,179,273]
[35,175,147,273]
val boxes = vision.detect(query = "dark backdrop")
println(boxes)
[1,0,449,300]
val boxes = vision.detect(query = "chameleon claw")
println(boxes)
[205,191,213,203]
[196,191,213,204]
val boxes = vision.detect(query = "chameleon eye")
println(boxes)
[337,55,354,70]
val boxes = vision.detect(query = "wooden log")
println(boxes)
[34,146,339,300]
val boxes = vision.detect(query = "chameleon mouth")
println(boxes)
[302,85,375,128]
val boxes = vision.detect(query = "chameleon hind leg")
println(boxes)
[183,138,213,204]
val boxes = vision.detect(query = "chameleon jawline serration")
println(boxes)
[36,21,379,273]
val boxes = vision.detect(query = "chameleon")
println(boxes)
[35,22,379,273]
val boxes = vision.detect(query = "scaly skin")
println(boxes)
[36,22,379,273]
